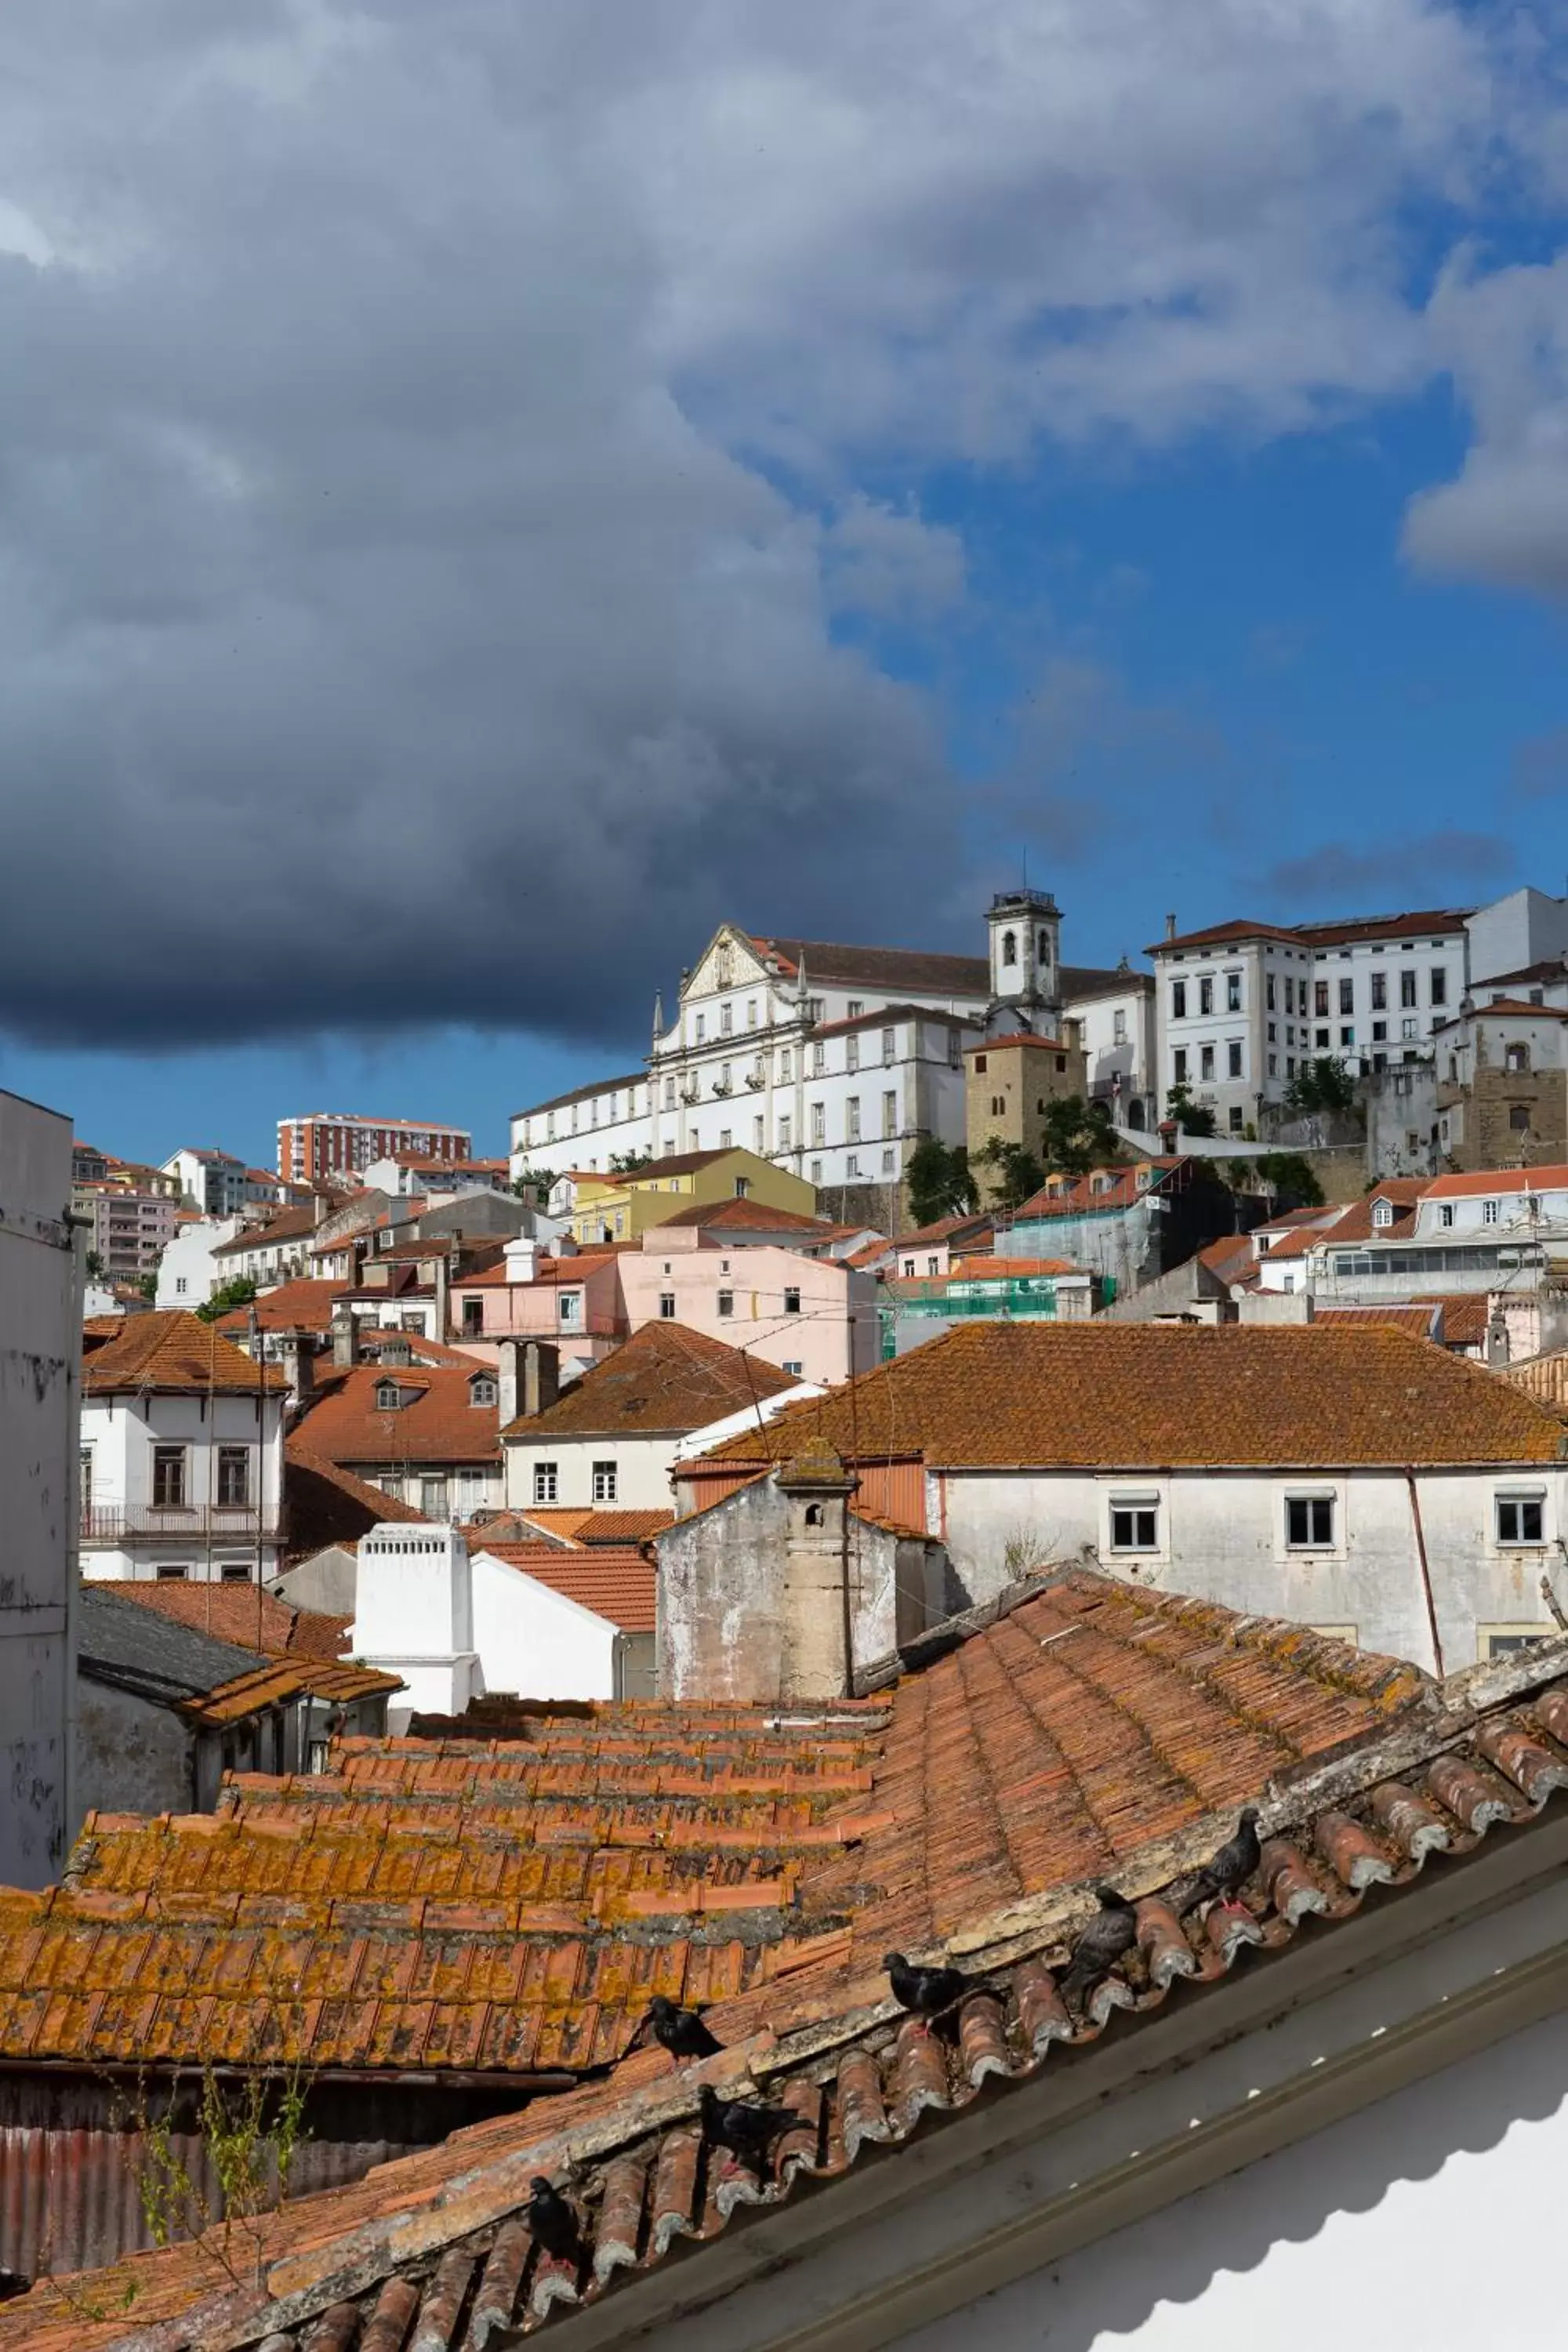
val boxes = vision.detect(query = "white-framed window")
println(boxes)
[782,1359,804,1375]
[783,1287,801,1314]
[152,1445,188,1508]
[1109,1494,1160,1552]
[469,1375,496,1406]
[217,1447,250,1506]
[155,1563,188,1581]
[847,1000,863,1018]
[1478,1625,1552,1660]
[593,1460,617,1503]
[1496,1491,1545,1546]
[1439,1202,1455,1228]
[717,1290,734,1317]
[1225,971,1242,1011]
[881,1027,896,1065]
[533,1461,558,1504]
[1372,1199,1394,1229]
[846,1036,860,1073]
[659,1290,676,1318]
[1171,981,1187,1019]
[809,1160,822,1185]
[882,1150,895,1174]
[1286,1493,1334,1549]
[846,1154,860,1176]
[883,1091,898,1138]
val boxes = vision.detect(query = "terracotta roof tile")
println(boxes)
[292,1365,501,1467]
[574,1509,675,1544]
[1426,1163,1568,1199]
[182,1659,401,1726]
[1312,1304,1439,1338]
[480,1543,657,1632]
[214,1278,348,1336]
[105,1581,353,1661]
[650,1197,835,1233]
[30,1575,1568,2350]
[82,1308,289,1397]
[1413,1293,1491,1347]
[503,1321,796,1440]
[284,1446,430,1558]
[690,1319,1566,1471]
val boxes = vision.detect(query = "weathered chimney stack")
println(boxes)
[1165,913,1178,942]
[275,1326,315,1414]
[331,1302,360,1368]
[524,1340,560,1421]
[775,1439,858,1700]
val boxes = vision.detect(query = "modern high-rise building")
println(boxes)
[277,1112,471,1185]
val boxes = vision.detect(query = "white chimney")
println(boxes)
[351,1523,479,1733]
[503,1235,539,1283]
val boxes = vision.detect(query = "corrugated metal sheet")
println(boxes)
[675,1466,761,1512]
[0,2123,409,2281]
[854,1461,927,1531]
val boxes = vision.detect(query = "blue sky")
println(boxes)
[1,2,1565,1169]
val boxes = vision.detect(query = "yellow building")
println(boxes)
[569,1146,816,1246]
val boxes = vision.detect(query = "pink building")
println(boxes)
[451,1239,629,1370]
[619,1227,877,1384]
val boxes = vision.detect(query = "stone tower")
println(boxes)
[985,888,1063,1037]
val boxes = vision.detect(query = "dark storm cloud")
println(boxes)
[0,0,1552,1047]
[1255,832,1516,909]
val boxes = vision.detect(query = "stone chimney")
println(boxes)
[275,1326,314,1414]
[431,1247,456,1338]
[331,1302,360,1368]
[1165,913,1178,942]
[313,1187,333,1228]
[775,1438,858,1700]
[524,1340,560,1421]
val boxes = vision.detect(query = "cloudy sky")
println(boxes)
[1,0,1566,1162]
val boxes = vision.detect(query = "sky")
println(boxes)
[1,0,1566,1167]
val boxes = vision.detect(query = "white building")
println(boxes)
[510,896,1141,1201]
[154,1213,244,1308]
[162,1147,252,1218]
[1305,1163,1568,1300]
[80,1310,289,1586]
[0,1087,80,1888]
[671,1318,1568,1674]
[361,1152,516,1199]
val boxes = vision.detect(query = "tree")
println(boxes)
[905,1138,976,1227]
[1037,1094,1116,1179]
[512,1167,557,1202]
[84,1249,105,1282]
[1284,1056,1356,1116]
[1253,1152,1325,1207]
[1165,1082,1218,1138]
[608,1149,652,1176]
[196,1276,258,1324]
[974,1138,1046,1210]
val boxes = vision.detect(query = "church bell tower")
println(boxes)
[985,888,1063,1035]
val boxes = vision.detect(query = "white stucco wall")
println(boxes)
[505,1431,681,1512]
[936,1462,1568,1670]
[155,1214,243,1308]
[0,1088,78,1887]
[80,1388,286,1582]
[470,1551,619,1700]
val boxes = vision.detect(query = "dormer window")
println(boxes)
[469,1375,496,1406]
[1372,1199,1395,1229]
[374,1381,403,1410]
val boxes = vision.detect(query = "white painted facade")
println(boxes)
[504,1428,684,1516]
[470,1548,622,1702]
[162,1148,252,1218]
[933,1460,1568,1671]
[79,1382,287,1584]
[1072,969,1159,1131]
[1311,1164,1568,1298]
[155,1214,244,1308]
[350,1523,478,1729]
[0,1087,79,1888]
[1466,884,1568,985]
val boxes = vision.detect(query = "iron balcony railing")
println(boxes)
[80,1504,281,1545]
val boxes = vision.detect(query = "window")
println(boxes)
[1479,1628,1552,1658]
[747,1000,758,1028]
[779,1116,792,1150]
[1266,975,1277,1011]
[155,1563,187,1581]
[717,1290,734,1317]
[1286,1494,1334,1548]
[469,1375,496,1406]
[753,1116,765,1151]
[1483,1199,1500,1224]
[1268,1052,1278,1076]
[1002,929,1018,967]
[811,1042,826,1077]
[533,1461,558,1504]
[721,1001,733,1034]
[973,1053,987,1073]
[1370,971,1386,1011]
[1339,1025,1354,1047]
[664,1077,676,1109]
[1200,1044,1214,1081]
[881,1027,896,1065]
[927,1255,940,1276]
[846,1098,862,1142]
[462,1295,484,1337]
[1109,1496,1159,1552]
[846,1036,859,1073]
[152,1446,187,1508]
[374,1380,402,1410]
[1401,1017,1418,1041]
[883,1091,898,1138]
[1372,1020,1387,1043]
[1228,1105,1244,1134]
[175,1276,187,1294]
[659,1290,676,1317]
[882,1149,896,1174]
[1316,1028,1330,1049]
[1511,1105,1532,1133]
[1497,1494,1544,1546]
[1401,969,1417,1007]
[217,1447,250,1507]
[809,1160,822,1185]
[783,1287,801,1314]
[1113,1009,1127,1044]
[782,1359,804,1376]
[847,1154,860,1176]
[990,1095,1006,1116]
[695,1014,706,1042]
[1372,1198,1394,1229]
[1314,981,1330,1018]
[779,1050,792,1082]
[1227,1041,1243,1078]
[1225,971,1242,1011]
[718,1128,732,1149]
[902,1258,915,1278]
[593,1461,618,1503]
[79,1446,93,1515]
[1171,981,1187,1019]
[806,996,825,1022]
[1505,1042,1530,1074]
[1430,968,1447,1007]
[1199,976,1214,1015]
[1173,1047,1189,1083]
[220,1562,252,1584]
[811,1101,826,1145]
[847,1000,863,1019]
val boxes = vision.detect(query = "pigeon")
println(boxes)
[698,2082,802,2172]
[1183,1809,1263,1917]
[884,1951,972,2020]
[522,2176,583,2263]
[643,1994,722,2061]
[1058,1886,1139,2008]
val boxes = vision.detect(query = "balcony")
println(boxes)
[80,1505,280,1547]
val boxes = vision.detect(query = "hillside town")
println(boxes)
[3,874,1568,2344]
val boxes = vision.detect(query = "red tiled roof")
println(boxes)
[215,1278,348,1336]
[503,1320,797,1440]
[651,1197,833,1233]
[31,1573,1568,2349]
[965,1030,1073,1053]
[889,1211,994,1250]
[211,1200,338,1258]
[1469,997,1568,1019]
[1151,909,1468,956]
[82,1309,289,1397]
[292,1365,501,1467]
[283,1446,429,1558]
[691,1319,1566,1471]
[1149,917,1301,954]
[574,1508,675,1544]
[753,936,989,994]
[1414,1294,1492,1348]
[356,1329,495,1370]
[1014,1160,1185,1220]
[1314,1304,1439,1339]
[105,1580,353,1661]
[481,1542,656,1632]
[182,1657,401,1726]
[1426,1163,1568,1199]
[459,1250,620,1290]
[1196,1232,1257,1283]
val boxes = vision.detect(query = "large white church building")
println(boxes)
[510,898,1156,1217]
